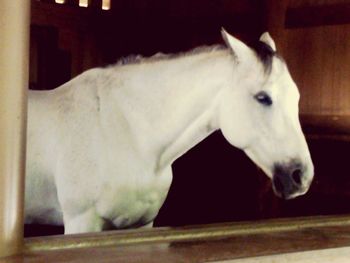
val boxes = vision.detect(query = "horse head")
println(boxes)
[219,29,314,199]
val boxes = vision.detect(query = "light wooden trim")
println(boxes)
[0,0,30,258]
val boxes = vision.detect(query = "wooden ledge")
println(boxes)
[24,214,350,252]
[220,246,350,263]
[301,114,350,140]
[0,215,346,262]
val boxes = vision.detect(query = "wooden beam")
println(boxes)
[30,0,92,30]
[0,0,30,258]
[286,3,350,28]
[301,114,350,137]
[288,0,350,9]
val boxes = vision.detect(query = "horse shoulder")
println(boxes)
[26,90,64,225]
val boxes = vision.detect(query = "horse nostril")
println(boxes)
[292,169,302,186]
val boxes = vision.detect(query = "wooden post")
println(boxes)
[0,0,30,258]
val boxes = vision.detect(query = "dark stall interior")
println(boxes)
[26,0,350,237]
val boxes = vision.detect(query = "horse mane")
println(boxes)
[114,44,226,66]
[112,41,278,77]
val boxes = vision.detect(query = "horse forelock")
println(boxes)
[250,40,276,75]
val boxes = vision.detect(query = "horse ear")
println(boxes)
[221,28,252,62]
[259,32,276,52]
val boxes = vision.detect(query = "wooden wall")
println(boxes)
[285,25,350,116]
[263,0,350,138]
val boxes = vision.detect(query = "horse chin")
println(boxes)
[272,185,308,200]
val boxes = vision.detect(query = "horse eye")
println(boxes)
[254,91,272,106]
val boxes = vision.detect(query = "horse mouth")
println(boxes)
[272,186,307,200]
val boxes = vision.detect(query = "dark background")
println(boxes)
[25,0,350,236]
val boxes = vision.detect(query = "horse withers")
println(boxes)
[25,29,314,234]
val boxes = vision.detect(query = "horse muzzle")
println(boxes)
[272,160,313,200]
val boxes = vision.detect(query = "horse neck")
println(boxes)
[109,49,234,171]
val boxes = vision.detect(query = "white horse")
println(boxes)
[25,29,314,234]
